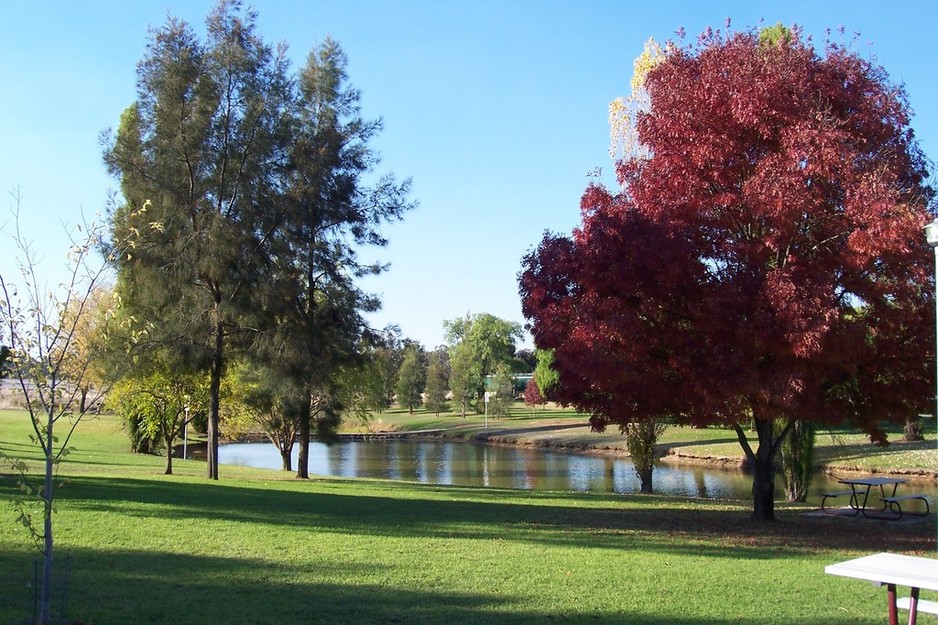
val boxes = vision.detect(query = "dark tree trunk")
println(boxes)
[734,417,793,522]
[164,436,173,475]
[280,449,292,472]
[296,390,311,479]
[207,303,223,480]
[637,466,653,494]
[750,431,775,521]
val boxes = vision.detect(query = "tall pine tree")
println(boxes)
[105,2,412,479]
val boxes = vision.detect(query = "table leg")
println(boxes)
[907,587,920,625]
[859,485,875,518]
[888,583,898,625]
[847,484,863,516]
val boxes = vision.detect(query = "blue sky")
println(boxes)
[1,1,935,350]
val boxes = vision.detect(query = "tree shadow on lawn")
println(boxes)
[473,422,586,439]
[657,437,740,455]
[52,475,935,558]
[0,547,893,625]
[814,438,934,466]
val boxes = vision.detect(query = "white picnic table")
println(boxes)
[826,552,938,624]
[838,476,907,517]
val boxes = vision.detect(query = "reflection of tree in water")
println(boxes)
[222,440,886,502]
[694,469,709,499]
[603,457,616,493]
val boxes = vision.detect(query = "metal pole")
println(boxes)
[926,219,938,552]
[933,245,937,551]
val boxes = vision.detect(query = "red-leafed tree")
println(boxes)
[523,377,547,415]
[520,26,934,521]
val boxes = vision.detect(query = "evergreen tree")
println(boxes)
[104,1,293,479]
[105,3,413,480]
[489,365,516,420]
[395,343,426,413]
[265,37,413,478]
[424,348,449,416]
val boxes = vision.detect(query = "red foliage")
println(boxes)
[523,377,546,407]
[520,30,935,443]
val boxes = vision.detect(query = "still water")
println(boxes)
[217,438,911,504]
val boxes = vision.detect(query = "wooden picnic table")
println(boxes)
[826,552,938,625]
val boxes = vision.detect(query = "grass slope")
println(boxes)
[0,409,935,624]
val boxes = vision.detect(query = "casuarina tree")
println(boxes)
[264,37,413,479]
[520,25,934,521]
[104,1,294,480]
[105,2,412,480]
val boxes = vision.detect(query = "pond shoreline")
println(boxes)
[216,421,937,481]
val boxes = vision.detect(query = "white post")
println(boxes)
[183,405,189,460]
[923,218,938,550]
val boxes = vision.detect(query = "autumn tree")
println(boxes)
[56,285,115,413]
[523,377,546,415]
[520,26,934,521]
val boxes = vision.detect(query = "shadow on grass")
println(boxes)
[48,475,936,559]
[0,546,891,625]
[658,437,740,454]
[473,422,587,440]
[815,438,934,465]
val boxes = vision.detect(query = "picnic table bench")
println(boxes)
[881,494,930,520]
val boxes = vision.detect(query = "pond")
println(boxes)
[218,438,933,505]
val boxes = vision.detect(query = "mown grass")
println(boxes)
[0,408,936,624]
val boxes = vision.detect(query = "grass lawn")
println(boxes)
[0,409,936,624]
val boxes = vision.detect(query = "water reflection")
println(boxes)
[217,438,933,504]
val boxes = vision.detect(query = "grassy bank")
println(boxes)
[0,409,935,624]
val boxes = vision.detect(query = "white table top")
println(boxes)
[839,477,908,486]
[826,553,938,591]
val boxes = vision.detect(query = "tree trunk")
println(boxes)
[164,436,174,475]
[734,417,794,522]
[281,449,292,472]
[637,466,653,494]
[296,389,311,479]
[750,431,776,522]
[207,303,223,480]
[39,414,54,625]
